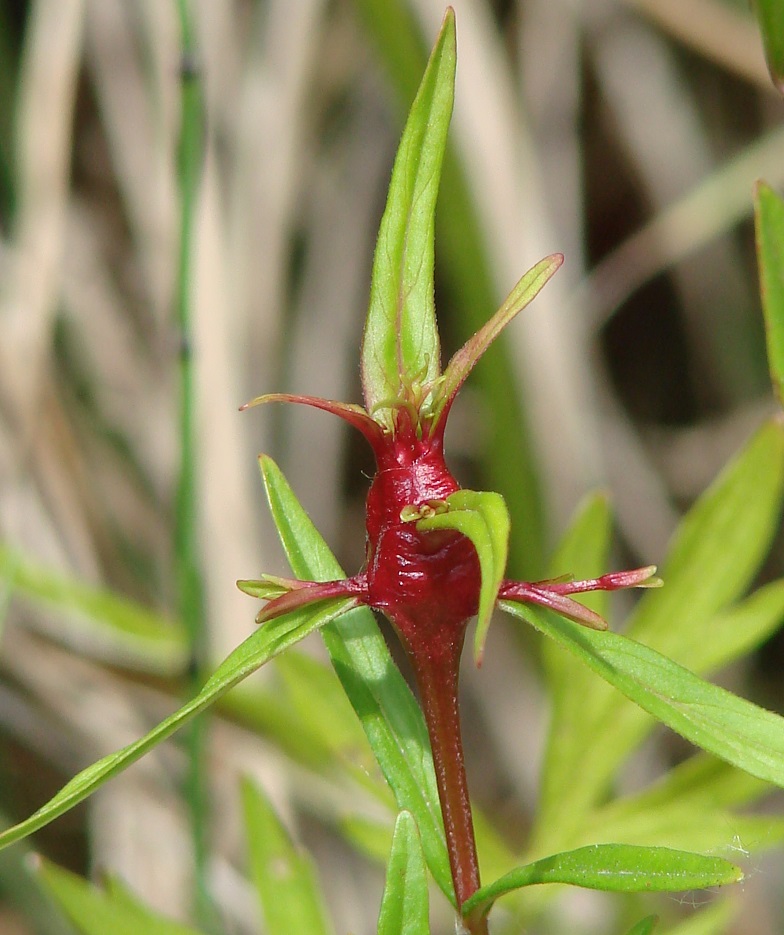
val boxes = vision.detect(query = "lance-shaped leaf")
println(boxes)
[241,778,335,935]
[0,596,354,851]
[427,254,563,432]
[417,489,510,665]
[461,844,741,920]
[535,417,784,842]
[754,0,784,94]
[361,9,455,420]
[501,600,784,790]
[377,811,430,935]
[34,859,205,935]
[755,182,784,406]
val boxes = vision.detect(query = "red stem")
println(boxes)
[408,639,488,935]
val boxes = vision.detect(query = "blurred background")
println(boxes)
[0,0,783,933]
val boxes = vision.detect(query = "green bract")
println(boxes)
[361,10,454,425]
[417,489,509,664]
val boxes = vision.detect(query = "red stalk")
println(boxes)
[405,631,488,934]
[245,378,658,931]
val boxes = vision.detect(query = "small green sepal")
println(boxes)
[417,489,510,665]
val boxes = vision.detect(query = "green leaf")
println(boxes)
[586,801,784,858]
[429,254,563,428]
[0,596,353,851]
[502,600,784,790]
[35,859,205,935]
[416,489,509,664]
[669,577,784,677]
[755,182,784,406]
[754,0,784,94]
[0,542,186,674]
[241,778,335,935]
[259,456,453,902]
[532,418,784,840]
[594,753,771,826]
[581,753,784,854]
[461,844,741,919]
[624,917,658,935]
[535,493,612,832]
[361,9,455,419]
[628,418,784,653]
[377,811,430,935]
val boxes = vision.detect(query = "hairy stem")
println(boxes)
[408,638,488,935]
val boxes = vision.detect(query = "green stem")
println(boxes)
[407,639,488,935]
[174,1,213,927]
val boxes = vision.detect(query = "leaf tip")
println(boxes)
[240,395,265,412]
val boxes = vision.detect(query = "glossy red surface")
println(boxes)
[363,415,480,654]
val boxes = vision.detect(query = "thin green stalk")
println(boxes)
[174,2,214,928]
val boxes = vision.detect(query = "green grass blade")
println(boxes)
[241,778,335,935]
[0,597,354,851]
[755,182,784,406]
[462,844,740,918]
[624,917,658,935]
[35,859,205,935]
[0,543,186,673]
[377,811,430,935]
[360,9,454,417]
[259,456,453,901]
[416,489,510,664]
[754,0,784,93]
[503,601,784,790]
[173,3,211,918]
